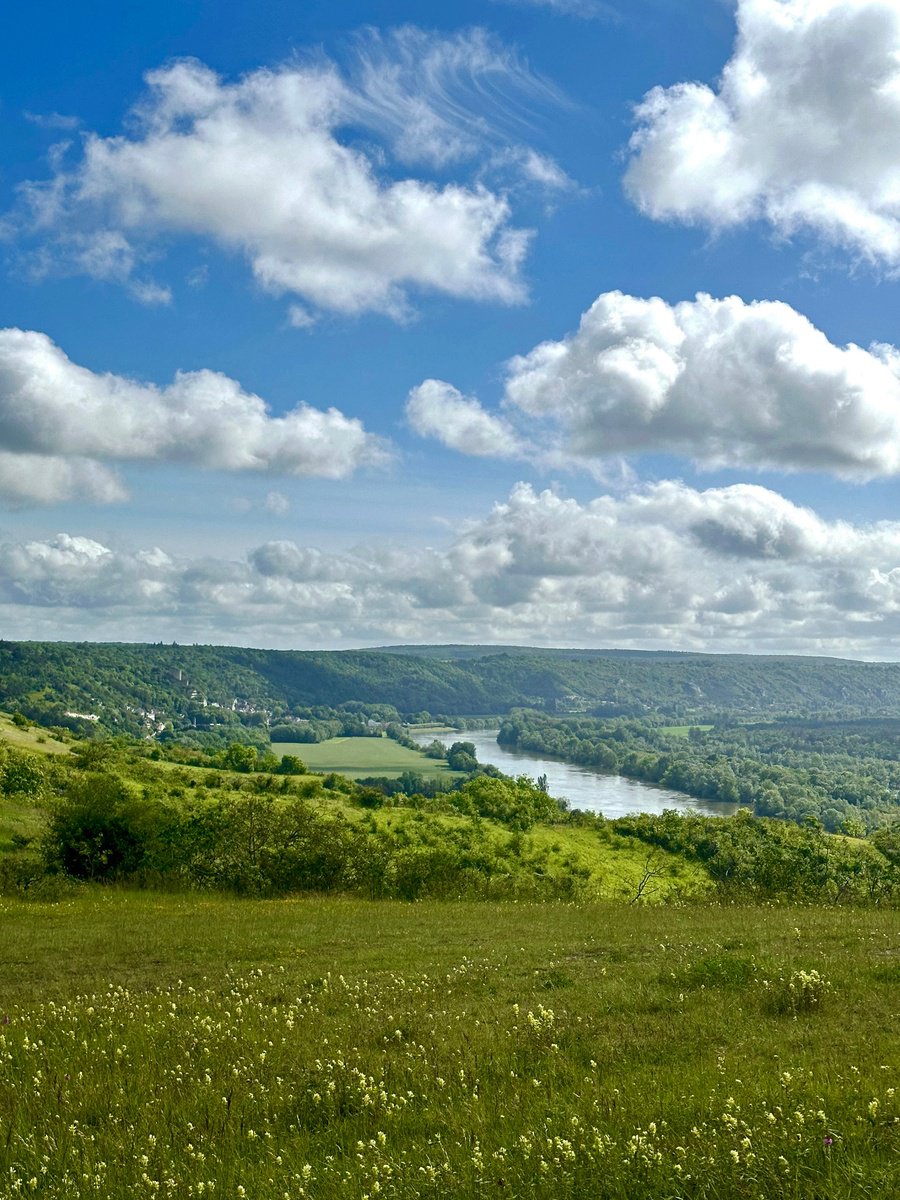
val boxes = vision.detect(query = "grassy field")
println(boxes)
[0,713,70,754]
[660,724,715,738]
[272,735,462,779]
[0,892,897,1198]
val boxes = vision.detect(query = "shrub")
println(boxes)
[42,774,173,881]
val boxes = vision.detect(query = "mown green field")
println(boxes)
[0,893,897,1198]
[272,735,462,779]
[660,724,715,738]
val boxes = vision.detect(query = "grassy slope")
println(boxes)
[0,893,897,1198]
[0,723,707,902]
[0,712,71,754]
[0,716,71,850]
[349,807,711,903]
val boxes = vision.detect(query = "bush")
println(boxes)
[42,774,172,881]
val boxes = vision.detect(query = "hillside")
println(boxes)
[4,640,900,738]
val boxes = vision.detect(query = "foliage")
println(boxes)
[42,773,176,880]
[3,715,899,906]
[221,742,259,772]
[499,709,900,829]
[611,809,899,904]
[10,641,900,745]
[447,739,478,771]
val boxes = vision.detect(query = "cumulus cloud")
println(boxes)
[6,481,900,654]
[406,379,525,457]
[13,31,569,317]
[0,454,127,507]
[0,328,387,505]
[625,0,900,268]
[263,491,291,517]
[413,291,900,478]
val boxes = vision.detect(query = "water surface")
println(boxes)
[413,729,738,819]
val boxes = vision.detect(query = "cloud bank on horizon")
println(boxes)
[5,481,900,655]
[4,0,900,655]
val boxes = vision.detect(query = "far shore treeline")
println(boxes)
[6,640,900,739]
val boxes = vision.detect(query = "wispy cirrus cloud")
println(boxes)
[489,0,619,21]
[344,26,569,169]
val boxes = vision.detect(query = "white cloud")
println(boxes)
[625,0,900,268]
[287,304,317,330]
[0,454,127,507]
[345,27,566,170]
[263,491,291,517]
[14,33,562,317]
[406,379,525,457]
[0,328,387,505]
[23,111,81,131]
[490,0,618,20]
[6,481,900,655]
[26,230,172,306]
[415,291,900,478]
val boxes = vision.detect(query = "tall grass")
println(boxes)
[1,893,897,1197]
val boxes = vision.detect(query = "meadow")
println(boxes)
[659,726,715,739]
[270,736,462,780]
[1,716,899,1196]
[1,893,897,1198]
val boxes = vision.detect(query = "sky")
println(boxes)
[3,0,900,656]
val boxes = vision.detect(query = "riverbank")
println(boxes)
[411,728,739,818]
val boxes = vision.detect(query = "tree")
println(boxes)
[448,741,478,772]
[276,754,306,775]
[222,743,258,773]
[1,752,45,798]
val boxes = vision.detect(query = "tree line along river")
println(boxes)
[412,728,739,819]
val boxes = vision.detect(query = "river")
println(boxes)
[412,729,738,820]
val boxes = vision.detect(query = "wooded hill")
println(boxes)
[4,640,900,737]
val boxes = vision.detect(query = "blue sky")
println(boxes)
[3,0,900,654]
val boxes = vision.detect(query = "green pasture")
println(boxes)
[0,892,897,1198]
[272,735,462,779]
[0,712,70,754]
[660,723,715,738]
